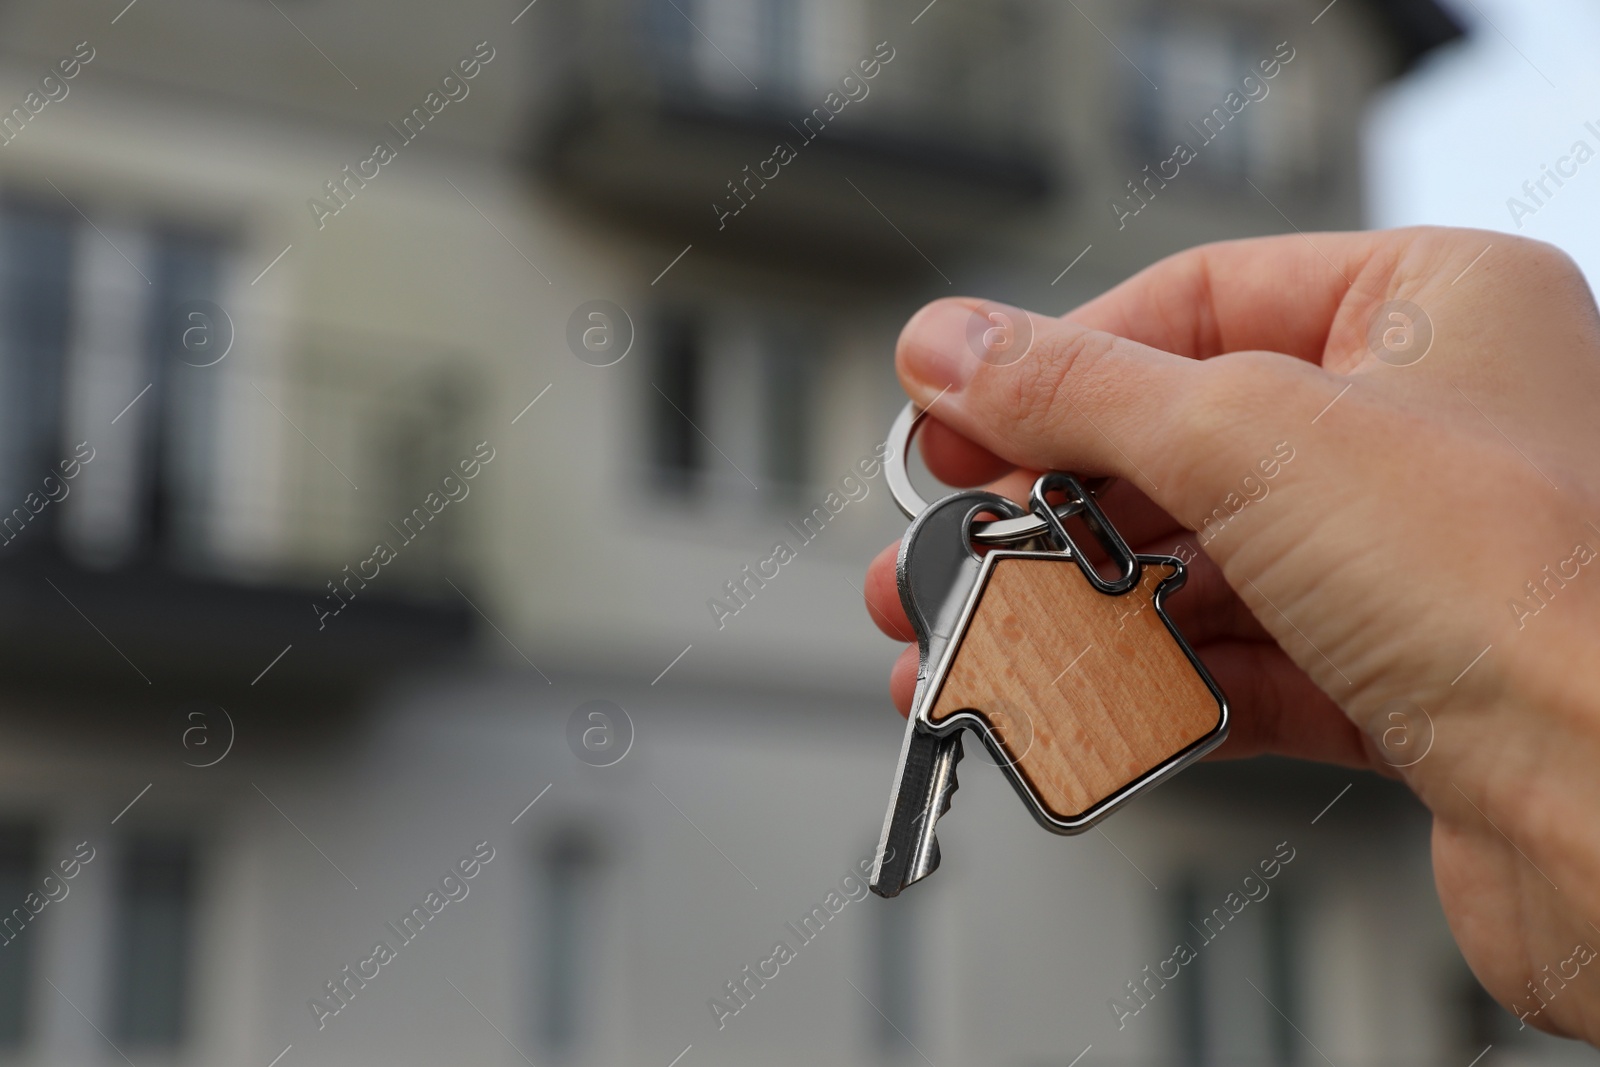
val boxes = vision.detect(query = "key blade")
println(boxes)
[870,725,963,897]
[873,490,1018,899]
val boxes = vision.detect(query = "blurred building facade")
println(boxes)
[0,0,1586,1065]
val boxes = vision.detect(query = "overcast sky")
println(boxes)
[1366,0,1600,284]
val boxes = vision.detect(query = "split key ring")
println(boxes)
[882,401,1110,546]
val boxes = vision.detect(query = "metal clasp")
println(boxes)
[1029,472,1141,595]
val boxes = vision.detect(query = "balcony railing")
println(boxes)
[531,0,1054,271]
[0,300,476,692]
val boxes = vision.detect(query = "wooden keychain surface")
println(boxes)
[916,468,1227,833]
[924,551,1224,824]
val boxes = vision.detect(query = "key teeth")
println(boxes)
[936,741,962,818]
[871,730,965,898]
[919,749,959,881]
[898,732,963,894]
[923,735,961,858]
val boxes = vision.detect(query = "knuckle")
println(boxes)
[1162,352,1308,514]
[1505,234,1583,281]
[1166,353,1259,442]
[1004,326,1120,428]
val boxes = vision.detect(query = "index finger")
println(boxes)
[911,231,1390,491]
[1062,230,1386,363]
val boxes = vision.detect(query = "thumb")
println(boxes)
[895,296,1331,521]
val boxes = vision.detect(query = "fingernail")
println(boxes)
[899,299,1033,397]
[899,299,983,396]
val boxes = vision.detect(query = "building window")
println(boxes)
[0,825,40,1048]
[535,829,601,1058]
[870,892,919,1055]
[760,322,813,493]
[0,199,229,568]
[110,836,196,1047]
[1174,877,1207,1067]
[646,306,818,504]
[649,311,704,497]
[753,0,804,98]
[1129,21,1316,189]
[64,222,227,570]
[902,0,1038,146]
[1172,869,1296,1067]
[0,201,74,532]
[141,228,228,565]
[643,0,815,103]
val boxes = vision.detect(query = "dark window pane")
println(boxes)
[537,830,600,1056]
[871,891,918,1053]
[110,837,195,1047]
[641,0,695,88]
[0,202,74,528]
[1171,869,1295,1066]
[755,0,802,98]
[143,230,223,562]
[762,325,812,491]
[650,312,702,494]
[0,825,40,1047]
[1130,25,1250,180]
[1173,875,1207,1067]
[1262,889,1297,1066]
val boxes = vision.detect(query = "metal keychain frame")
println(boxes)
[1029,471,1141,596]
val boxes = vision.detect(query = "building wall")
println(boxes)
[0,0,1586,1064]
[0,669,1483,1067]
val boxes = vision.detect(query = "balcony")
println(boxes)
[0,201,475,694]
[531,0,1055,274]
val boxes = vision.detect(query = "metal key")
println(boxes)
[870,490,1025,897]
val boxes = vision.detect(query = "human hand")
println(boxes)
[862,227,1600,1042]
